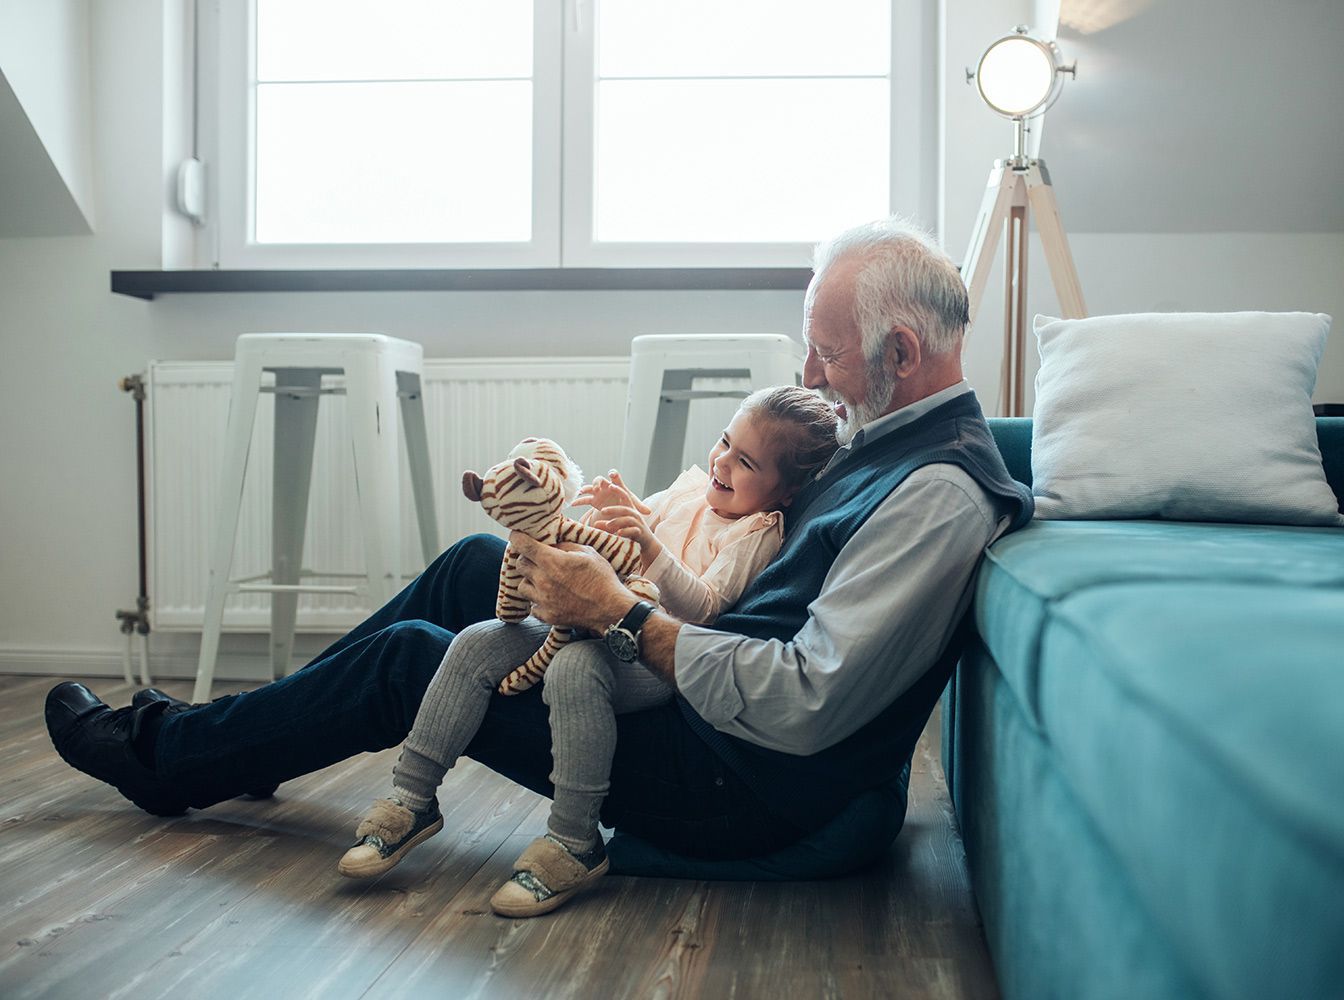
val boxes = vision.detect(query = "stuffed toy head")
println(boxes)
[459,435,657,695]
[462,437,583,538]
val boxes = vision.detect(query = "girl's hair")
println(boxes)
[739,385,840,488]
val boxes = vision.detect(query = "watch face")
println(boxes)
[605,627,639,662]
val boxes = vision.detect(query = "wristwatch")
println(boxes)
[603,600,656,662]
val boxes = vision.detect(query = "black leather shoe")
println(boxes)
[130,689,280,800]
[45,682,188,817]
[131,688,194,714]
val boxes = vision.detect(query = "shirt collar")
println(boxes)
[817,380,972,479]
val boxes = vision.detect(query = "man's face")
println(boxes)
[801,259,890,445]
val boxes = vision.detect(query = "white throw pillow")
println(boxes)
[1030,311,1343,525]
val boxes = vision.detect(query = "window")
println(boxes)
[206,0,936,269]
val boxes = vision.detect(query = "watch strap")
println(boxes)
[617,600,656,634]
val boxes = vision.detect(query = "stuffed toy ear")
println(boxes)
[462,471,484,501]
[513,457,543,487]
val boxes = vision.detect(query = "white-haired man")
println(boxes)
[46,218,1033,907]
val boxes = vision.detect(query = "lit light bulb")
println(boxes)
[975,34,1057,118]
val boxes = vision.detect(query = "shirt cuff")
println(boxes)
[674,624,746,727]
[644,546,677,588]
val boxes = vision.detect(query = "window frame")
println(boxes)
[209,0,562,269]
[201,0,938,271]
[561,0,938,268]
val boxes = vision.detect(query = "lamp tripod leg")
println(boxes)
[1025,162,1087,319]
[962,157,1087,418]
[962,162,1016,327]
[1003,204,1029,417]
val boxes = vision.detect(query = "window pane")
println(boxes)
[257,0,532,81]
[598,0,889,78]
[594,79,888,243]
[255,82,532,244]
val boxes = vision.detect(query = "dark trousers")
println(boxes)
[155,534,797,859]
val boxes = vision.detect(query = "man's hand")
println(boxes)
[510,532,637,632]
[510,531,684,687]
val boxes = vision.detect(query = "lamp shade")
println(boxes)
[975,32,1059,118]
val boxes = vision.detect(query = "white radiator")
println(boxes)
[146,357,742,632]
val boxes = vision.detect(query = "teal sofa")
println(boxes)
[943,417,1344,1000]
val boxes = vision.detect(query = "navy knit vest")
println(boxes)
[676,390,1033,831]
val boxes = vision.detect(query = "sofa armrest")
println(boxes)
[1318,418,1344,509]
[985,418,1033,487]
[988,416,1344,509]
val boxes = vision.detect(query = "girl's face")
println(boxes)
[704,410,797,519]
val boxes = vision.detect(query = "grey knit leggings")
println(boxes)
[391,618,673,851]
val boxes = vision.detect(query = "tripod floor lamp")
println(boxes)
[962,27,1086,417]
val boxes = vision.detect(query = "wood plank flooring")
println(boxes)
[0,675,999,999]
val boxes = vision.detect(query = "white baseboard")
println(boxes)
[0,642,326,683]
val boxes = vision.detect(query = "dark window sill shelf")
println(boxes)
[110,267,813,300]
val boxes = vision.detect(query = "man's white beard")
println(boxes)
[822,367,895,446]
[819,389,873,445]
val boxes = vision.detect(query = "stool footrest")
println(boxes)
[259,385,423,400]
[234,583,362,595]
[231,570,368,584]
[660,389,750,402]
[260,385,344,397]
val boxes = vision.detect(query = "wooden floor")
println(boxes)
[0,675,999,1000]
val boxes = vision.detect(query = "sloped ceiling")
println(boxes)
[1043,0,1344,232]
[0,69,92,237]
[0,0,95,238]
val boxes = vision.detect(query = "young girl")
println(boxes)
[337,386,838,916]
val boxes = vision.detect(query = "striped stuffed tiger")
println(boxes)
[462,437,660,695]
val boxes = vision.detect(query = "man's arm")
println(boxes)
[509,532,682,685]
[673,468,1002,755]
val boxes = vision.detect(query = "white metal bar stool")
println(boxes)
[193,333,439,703]
[618,334,806,496]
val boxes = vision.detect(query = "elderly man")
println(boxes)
[46,217,1032,879]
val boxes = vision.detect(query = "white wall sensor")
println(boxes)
[176,157,206,225]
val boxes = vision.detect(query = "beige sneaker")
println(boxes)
[489,834,609,918]
[337,798,443,879]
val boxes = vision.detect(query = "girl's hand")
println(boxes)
[605,471,652,514]
[573,470,651,515]
[594,504,663,570]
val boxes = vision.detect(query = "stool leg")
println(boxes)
[619,355,666,498]
[397,370,439,566]
[194,354,263,704]
[647,369,694,495]
[346,354,403,609]
[270,369,321,679]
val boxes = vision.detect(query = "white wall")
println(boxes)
[0,0,1341,680]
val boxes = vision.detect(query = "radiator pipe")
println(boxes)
[115,374,152,687]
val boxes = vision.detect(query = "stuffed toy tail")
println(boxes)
[498,626,576,695]
[497,575,660,696]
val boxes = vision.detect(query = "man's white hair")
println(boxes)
[809,216,969,362]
